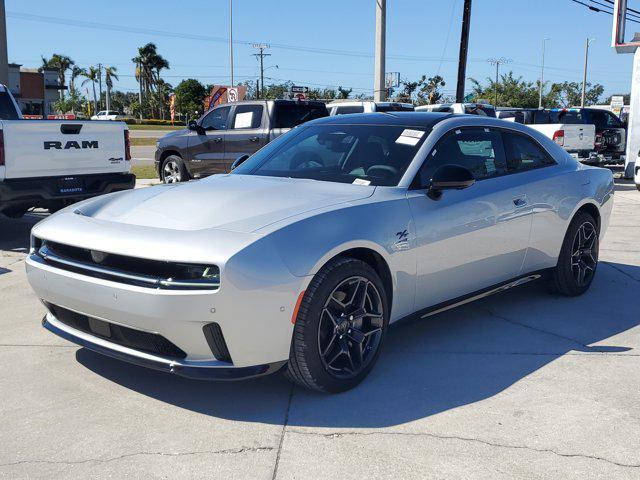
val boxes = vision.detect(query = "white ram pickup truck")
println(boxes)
[497,108,596,161]
[0,85,135,218]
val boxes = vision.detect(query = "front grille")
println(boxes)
[32,238,219,291]
[47,303,187,359]
[203,323,232,363]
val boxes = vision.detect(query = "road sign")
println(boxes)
[611,95,625,116]
[228,88,239,102]
[291,86,308,94]
[385,72,400,89]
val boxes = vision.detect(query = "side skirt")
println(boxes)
[392,269,551,328]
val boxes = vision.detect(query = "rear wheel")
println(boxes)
[552,211,599,296]
[161,155,189,184]
[286,257,389,393]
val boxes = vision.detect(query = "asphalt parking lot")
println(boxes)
[0,176,639,479]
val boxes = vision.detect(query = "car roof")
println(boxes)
[306,111,452,127]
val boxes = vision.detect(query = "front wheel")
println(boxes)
[161,155,189,184]
[551,211,599,296]
[286,257,389,393]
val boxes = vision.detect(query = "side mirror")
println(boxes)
[188,120,203,133]
[230,154,250,171]
[427,164,475,200]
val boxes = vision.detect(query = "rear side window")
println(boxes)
[0,92,19,120]
[532,110,551,124]
[552,110,583,124]
[335,105,365,115]
[231,104,263,129]
[376,104,415,112]
[503,133,556,172]
[418,128,507,186]
[273,103,328,128]
[464,104,496,117]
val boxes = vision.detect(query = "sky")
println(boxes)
[5,0,639,101]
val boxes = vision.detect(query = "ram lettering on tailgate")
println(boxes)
[44,140,99,150]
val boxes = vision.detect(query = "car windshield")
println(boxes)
[232,124,430,186]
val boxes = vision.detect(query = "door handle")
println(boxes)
[212,137,223,143]
[249,136,260,142]
[513,196,528,208]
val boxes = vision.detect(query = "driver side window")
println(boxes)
[201,106,230,130]
[417,128,507,187]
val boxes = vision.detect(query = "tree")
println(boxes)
[548,81,604,107]
[174,79,206,118]
[261,81,294,100]
[82,66,100,115]
[104,66,119,112]
[132,43,170,116]
[41,54,74,99]
[469,71,559,108]
[53,89,84,114]
[337,86,352,99]
[419,75,446,105]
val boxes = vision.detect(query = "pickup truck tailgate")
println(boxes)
[562,124,595,151]
[2,120,129,179]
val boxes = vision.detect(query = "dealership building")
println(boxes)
[6,63,65,116]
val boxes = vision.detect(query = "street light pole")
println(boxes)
[373,0,386,102]
[539,38,550,109]
[581,38,595,107]
[229,0,234,87]
[0,0,8,87]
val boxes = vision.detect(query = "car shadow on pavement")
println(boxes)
[0,212,47,252]
[77,261,639,428]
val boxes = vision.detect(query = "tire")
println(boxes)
[551,211,599,296]
[161,155,189,184]
[636,183,640,192]
[286,257,389,393]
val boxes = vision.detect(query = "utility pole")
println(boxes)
[252,43,270,99]
[137,60,143,120]
[229,0,234,87]
[373,0,386,101]
[539,38,550,109]
[581,38,595,107]
[456,0,472,102]
[487,57,511,107]
[97,63,103,110]
[0,0,8,87]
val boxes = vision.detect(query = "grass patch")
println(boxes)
[131,164,158,179]
[128,124,183,131]
[130,137,158,146]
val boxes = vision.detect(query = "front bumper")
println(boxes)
[0,172,135,213]
[42,313,285,380]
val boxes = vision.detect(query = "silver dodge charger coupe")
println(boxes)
[26,113,614,393]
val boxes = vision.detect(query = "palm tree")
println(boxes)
[41,54,74,99]
[69,66,84,95]
[81,66,100,115]
[132,43,170,117]
[104,66,119,112]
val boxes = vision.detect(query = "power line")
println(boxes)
[568,0,640,23]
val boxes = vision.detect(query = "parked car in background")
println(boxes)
[416,102,497,117]
[497,108,596,163]
[91,110,123,121]
[326,101,414,115]
[155,99,328,183]
[28,112,613,392]
[0,84,134,218]
[551,108,626,165]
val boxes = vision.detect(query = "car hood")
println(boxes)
[74,174,375,233]
[160,128,189,141]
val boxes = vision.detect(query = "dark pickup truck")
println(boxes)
[155,99,328,183]
[550,108,627,164]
